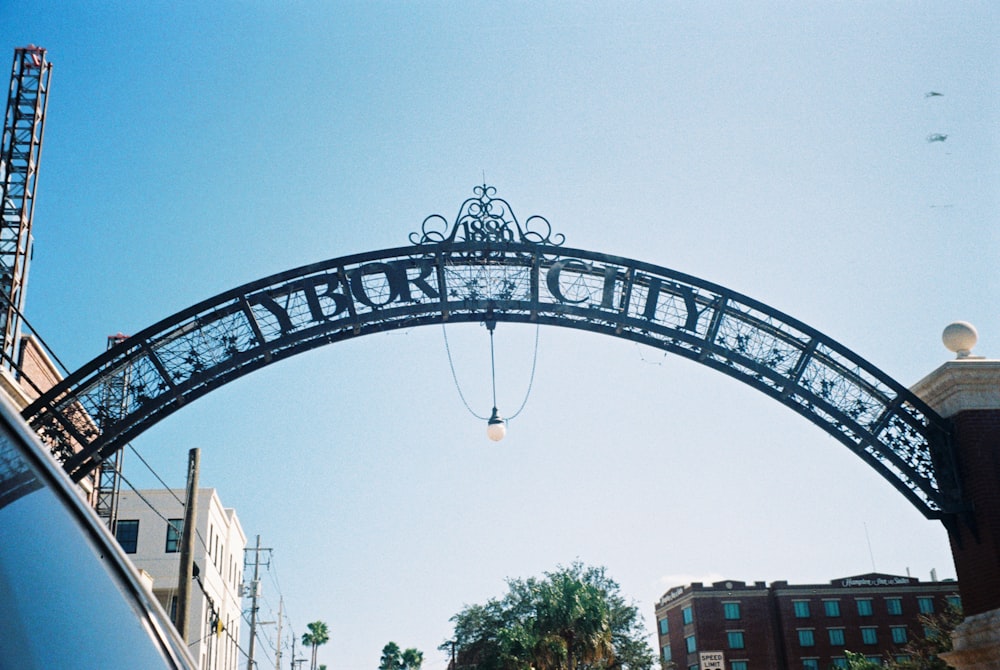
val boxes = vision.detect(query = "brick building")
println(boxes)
[654,573,960,669]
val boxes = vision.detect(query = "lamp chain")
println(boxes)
[442,321,540,423]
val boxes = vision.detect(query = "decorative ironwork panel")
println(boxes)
[21,187,961,519]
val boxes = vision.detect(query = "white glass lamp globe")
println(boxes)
[487,408,506,442]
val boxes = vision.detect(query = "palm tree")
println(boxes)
[380,642,403,670]
[381,642,423,670]
[533,570,614,670]
[302,621,330,670]
[401,647,424,670]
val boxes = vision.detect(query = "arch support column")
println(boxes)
[912,357,1000,668]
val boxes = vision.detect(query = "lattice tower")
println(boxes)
[95,333,131,529]
[0,46,51,373]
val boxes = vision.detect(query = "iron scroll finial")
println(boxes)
[410,185,566,247]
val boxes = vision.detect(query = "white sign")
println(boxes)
[699,651,725,670]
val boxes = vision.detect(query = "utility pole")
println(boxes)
[275,597,284,670]
[175,448,199,642]
[244,535,271,670]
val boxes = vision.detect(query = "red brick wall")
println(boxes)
[947,409,1000,616]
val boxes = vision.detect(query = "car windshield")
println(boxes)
[0,403,193,668]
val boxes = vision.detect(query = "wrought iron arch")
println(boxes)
[22,186,963,518]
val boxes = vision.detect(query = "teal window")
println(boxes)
[947,595,962,609]
[165,518,183,553]
[793,601,811,618]
[798,630,815,647]
[727,631,745,649]
[661,645,671,663]
[861,627,877,645]
[731,663,748,670]
[918,597,935,614]
[857,599,873,616]
[886,598,902,615]
[682,606,693,625]
[895,656,911,664]
[723,602,741,620]
[824,600,841,616]
[803,660,819,670]
[865,657,880,664]
[831,659,848,668]
[659,618,669,635]
[685,635,696,653]
[828,628,845,646]
[115,519,139,554]
[891,626,908,644]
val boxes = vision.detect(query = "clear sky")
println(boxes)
[2,3,997,670]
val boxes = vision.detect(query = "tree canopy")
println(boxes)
[380,642,424,670]
[445,563,654,670]
[303,620,331,670]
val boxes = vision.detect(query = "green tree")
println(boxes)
[380,642,403,670]
[445,563,654,670]
[843,651,883,669]
[402,647,424,670]
[890,603,961,670]
[381,641,424,670]
[302,621,331,670]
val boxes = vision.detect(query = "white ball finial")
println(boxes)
[942,321,978,358]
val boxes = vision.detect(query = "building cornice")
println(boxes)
[910,359,1000,418]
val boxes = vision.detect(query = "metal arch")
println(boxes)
[19,188,963,519]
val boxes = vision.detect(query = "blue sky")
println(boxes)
[2,3,997,669]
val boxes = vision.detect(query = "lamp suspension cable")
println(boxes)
[442,317,540,440]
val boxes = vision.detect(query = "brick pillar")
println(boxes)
[911,340,1000,669]
[948,409,1000,615]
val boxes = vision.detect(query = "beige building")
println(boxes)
[116,488,247,670]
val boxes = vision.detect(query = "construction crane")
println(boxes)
[0,45,52,375]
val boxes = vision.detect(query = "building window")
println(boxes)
[685,635,696,654]
[723,602,741,620]
[803,660,819,670]
[659,618,669,635]
[824,600,841,617]
[115,519,139,554]
[861,627,877,645]
[165,519,183,553]
[891,626,908,644]
[828,628,845,646]
[727,631,745,649]
[856,599,873,616]
[886,597,903,615]
[682,606,693,625]
[918,597,935,614]
[793,600,811,618]
[946,595,962,609]
[831,659,848,668]
[661,645,671,663]
[731,662,748,670]
[798,629,815,647]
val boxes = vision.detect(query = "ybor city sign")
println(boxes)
[244,250,716,340]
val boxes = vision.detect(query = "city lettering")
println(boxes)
[246,255,715,339]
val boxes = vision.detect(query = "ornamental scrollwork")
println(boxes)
[410,184,566,247]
